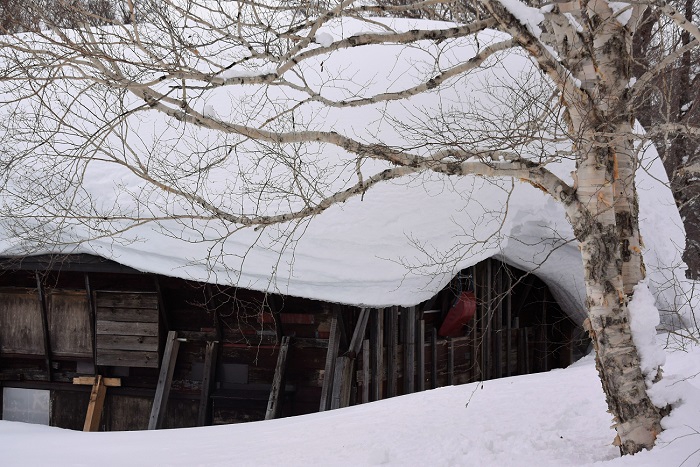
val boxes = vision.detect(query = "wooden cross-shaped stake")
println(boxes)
[73,376,121,432]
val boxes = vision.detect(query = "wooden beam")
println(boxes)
[319,307,340,411]
[84,273,97,375]
[148,330,180,430]
[417,319,425,391]
[83,375,107,432]
[484,259,493,381]
[265,336,290,420]
[403,307,416,394]
[34,272,52,382]
[370,309,384,401]
[73,376,121,387]
[385,307,397,397]
[197,341,218,426]
[348,308,370,356]
[431,327,438,389]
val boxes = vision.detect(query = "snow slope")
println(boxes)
[1,339,698,467]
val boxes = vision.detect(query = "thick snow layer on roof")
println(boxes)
[0,17,688,323]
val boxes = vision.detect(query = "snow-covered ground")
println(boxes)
[2,336,698,467]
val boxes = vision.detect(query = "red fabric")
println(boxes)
[438,291,476,337]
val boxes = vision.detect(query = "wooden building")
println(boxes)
[0,253,587,431]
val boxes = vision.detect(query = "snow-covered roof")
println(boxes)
[0,17,687,323]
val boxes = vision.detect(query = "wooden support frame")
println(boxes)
[148,330,180,430]
[266,336,290,420]
[34,272,52,382]
[471,265,479,381]
[197,341,218,426]
[73,376,121,432]
[386,307,398,397]
[319,307,341,411]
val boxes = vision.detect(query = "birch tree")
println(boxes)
[0,0,698,455]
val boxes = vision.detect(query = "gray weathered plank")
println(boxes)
[96,335,159,351]
[266,336,290,420]
[96,321,158,337]
[417,319,425,391]
[403,307,416,394]
[386,307,397,397]
[96,307,159,323]
[197,341,218,426]
[319,307,340,412]
[371,309,384,401]
[95,292,158,309]
[96,349,159,368]
[149,331,180,429]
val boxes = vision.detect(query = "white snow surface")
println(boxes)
[0,17,689,324]
[628,281,666,384]
[1,339,699,466]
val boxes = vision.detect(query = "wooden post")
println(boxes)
[471,265,479,381]
[540,289,549,372]
[34,272,52,382]
[494,264,503,379]
[73,376,121,432]
[484,259,493,381]
[417,319,425,391]
[362,339,370,403]
[84,273,98,375]
[266,336,290,420]
[349,308,370,356]
[403,307,416,394]
[148,330,180,430]
[386,307,398,397]
[431,327,438,389]
[319,307,340,411]
[370,309,384,401]
[154,277,171,332]
[447,337,454,385]
[197,341,218,426]
[505,268,512,377]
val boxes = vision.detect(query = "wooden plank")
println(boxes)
[95,292,158,309]
[73,376,121,387]
[505,268,512,377]
[386,307,397,397]
[35,272,52,382]
[148,331,180,430]
[370,309,384,401]
[96,349,159,368]
[431,327,438,389]
[494,264,503,379]
[96,307,159,323]
[0,290,44,355]
[154,278,171,332]
[265,336,290,420]
[417,319,425,391]
[403,307,416,394]
[84,274,97,374]
[484,259,493,381]
[540,289,549,372]
[319,307,340,412]
[83,375,107,432]
[349,308,370,356]
[362,339,370,403]
[96,321,158,336]
[96,335,159,351]
[330,355,355,409]
[471,265,480,381]
[197,341,218,426]
[448,337,455,385]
